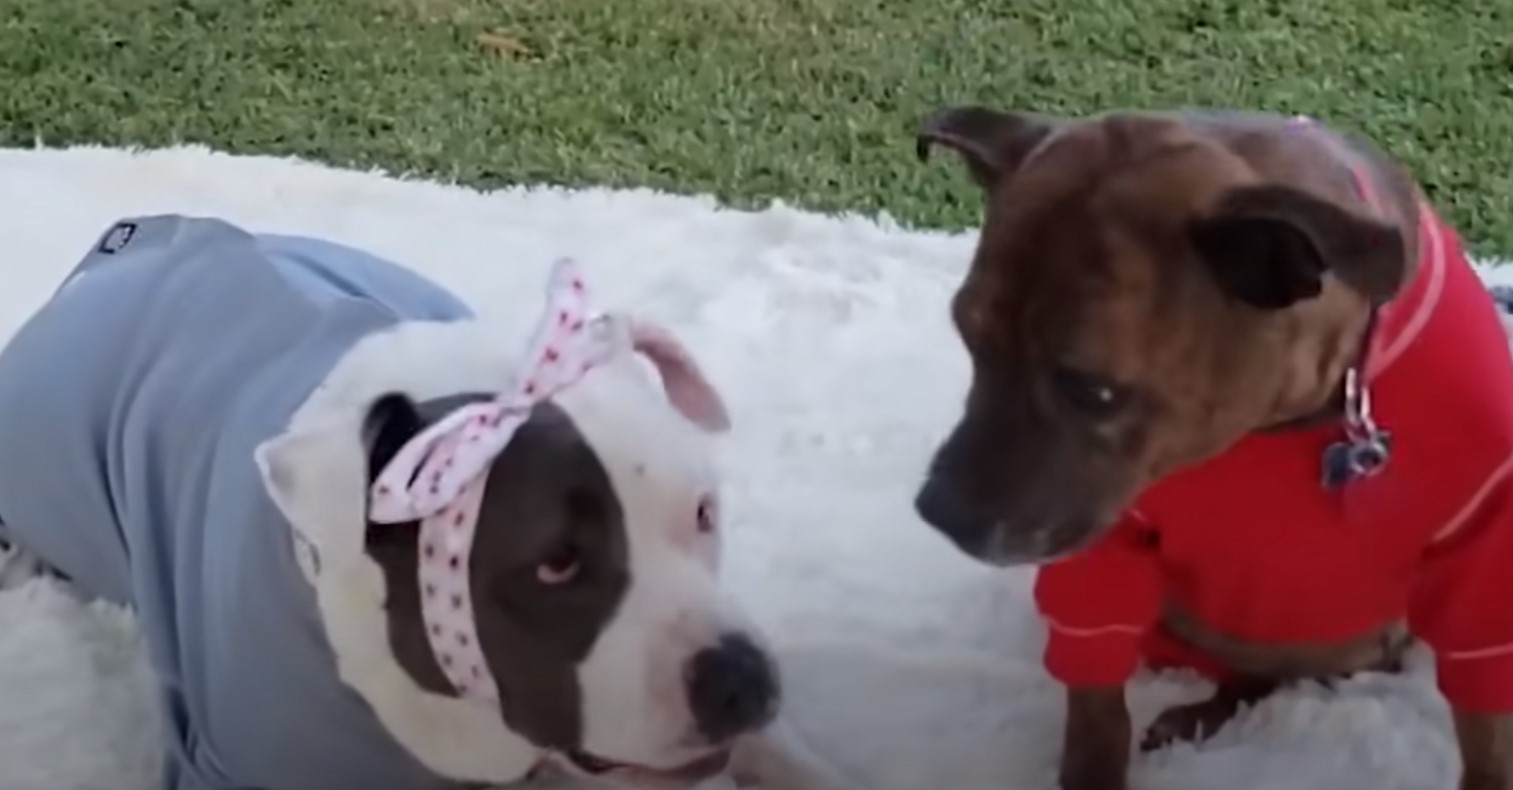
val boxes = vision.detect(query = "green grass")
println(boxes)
[4,0,1513,254]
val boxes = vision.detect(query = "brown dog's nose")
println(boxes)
[915,477,991,555]
[685,634,778,743]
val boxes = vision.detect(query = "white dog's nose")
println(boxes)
[684,633,778,743]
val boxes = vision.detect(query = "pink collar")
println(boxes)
[368,259,616,702]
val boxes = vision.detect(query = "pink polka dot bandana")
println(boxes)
[367,258,618,702]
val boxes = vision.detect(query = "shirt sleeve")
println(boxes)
[1407,463,1513,714]
[1032,512,1163,688]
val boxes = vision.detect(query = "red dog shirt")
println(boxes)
[1034,193,1513,714]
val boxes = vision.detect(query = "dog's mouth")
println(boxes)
[980,521,1109,566]
[565,748,732,787]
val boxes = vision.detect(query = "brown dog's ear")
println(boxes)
[916,105,1059,187]
[1189,184,1407,310]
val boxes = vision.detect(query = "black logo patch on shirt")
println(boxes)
[1490,284,1513,316]
[97,222,137,255]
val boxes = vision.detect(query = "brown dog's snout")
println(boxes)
[914,475,997,555]
[917,411,1119,565]
[916,414,1034,561]
[917,474,1105,566]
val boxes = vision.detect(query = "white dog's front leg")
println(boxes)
[729,717,865,790]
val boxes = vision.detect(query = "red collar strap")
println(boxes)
[1283,115,1443,488]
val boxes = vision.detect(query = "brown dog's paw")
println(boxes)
[1139,696,1247,753]
[1140,677,1278,753]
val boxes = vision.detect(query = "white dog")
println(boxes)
[0,215,858,790]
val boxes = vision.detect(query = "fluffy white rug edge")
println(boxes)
[6,142,980,241]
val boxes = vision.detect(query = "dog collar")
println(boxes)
[1279,115,1395,489]
[1320,309,1392,488]
[368,258,620,703]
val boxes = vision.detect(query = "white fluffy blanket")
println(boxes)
[0,146,1508,790]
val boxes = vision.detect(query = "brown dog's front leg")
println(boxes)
[1455,711,1513,790]
[1061,686,1131,790]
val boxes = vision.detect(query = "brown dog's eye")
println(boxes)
[1050,366,1130,419]
[536,544,582,585]
[696,494,718,534]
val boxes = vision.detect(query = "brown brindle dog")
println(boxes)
[912,105,1513,790]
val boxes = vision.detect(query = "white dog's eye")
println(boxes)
[537,544,582,585]
[696,494,718,534]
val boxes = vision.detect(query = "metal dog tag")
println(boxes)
[1321,430,1392,490]
[1321,366,1392,490]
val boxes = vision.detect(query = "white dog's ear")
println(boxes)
[255,419,370,571]
[623,316,732,433]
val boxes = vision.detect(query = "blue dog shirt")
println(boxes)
[0,215,476,790]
